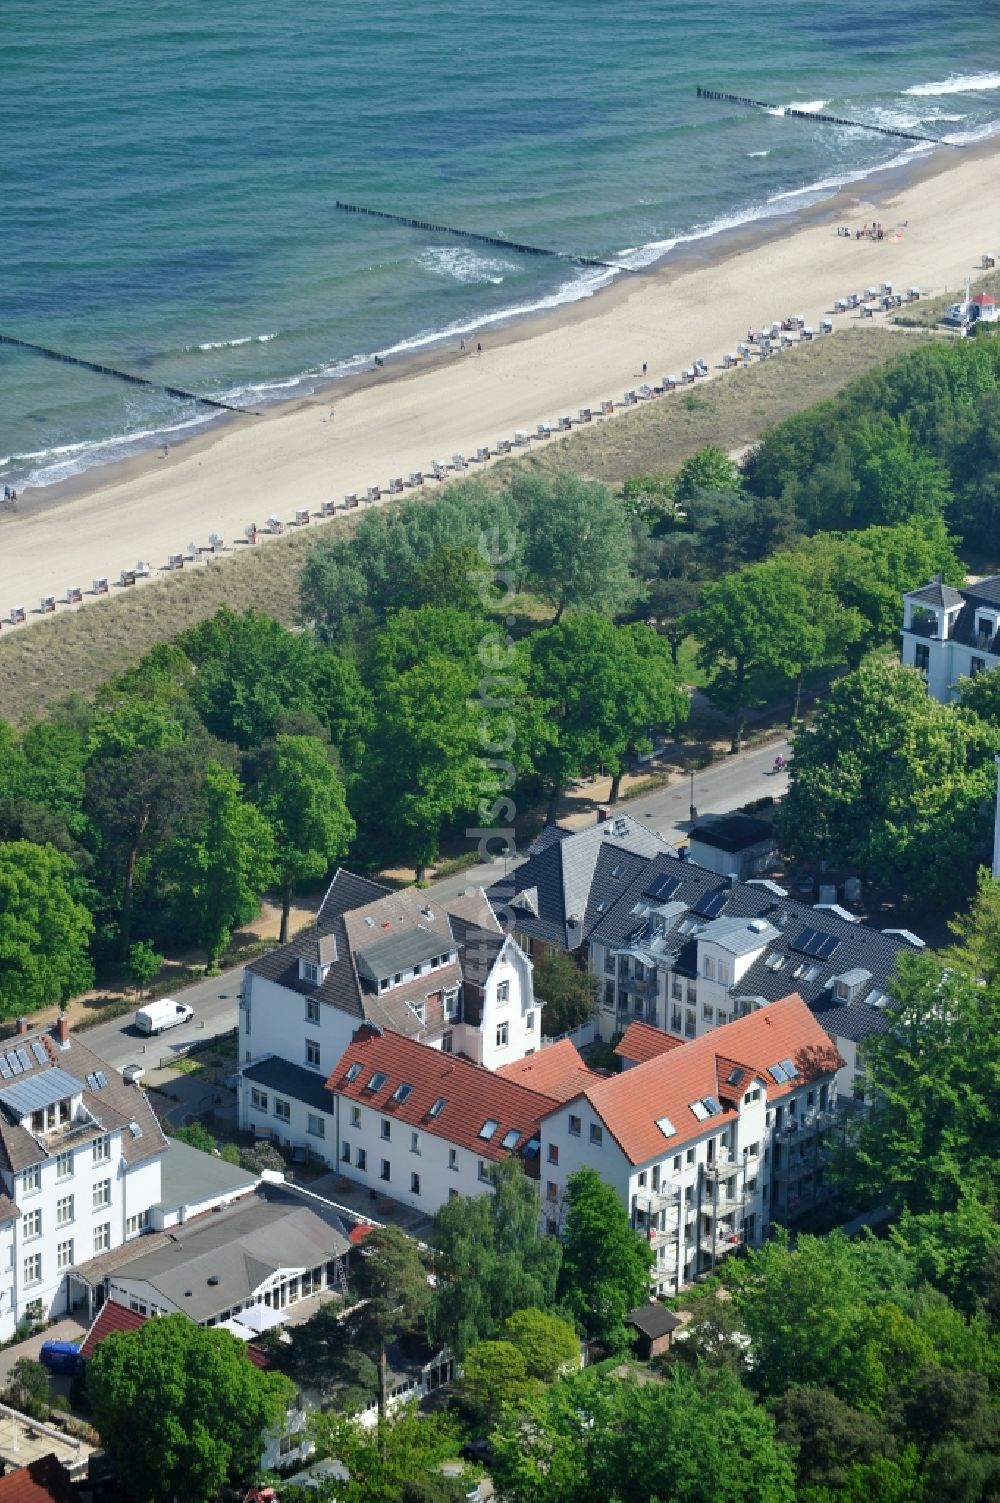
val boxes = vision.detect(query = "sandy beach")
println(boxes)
[2,139,999,628]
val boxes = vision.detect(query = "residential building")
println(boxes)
[687,814,778,881]
[539,996,842,1295]
[492,831,921,1095]
[324,1025,560,1215]
[0,1016,166,1340]
[239,870,541,1155]
[902,574,1000,702]
[0,1455,76,1503]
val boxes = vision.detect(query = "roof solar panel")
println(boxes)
[15,1049,31,1072]
[30,1041,47,1065]
[6,1053,23,1076]
[692,887,728,920]
[769,1061,789,1083]
[778,1057,799,1080]
[791,926,840,961]
[94,1070,108,1090]
[645,873,681,903]
[0,1059,12,1080]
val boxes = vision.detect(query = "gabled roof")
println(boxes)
[689,814,774,853]
[0,1024,166,1175]
[327,1027,557,1160]
[627,1304,682,1339]
[570,995,843,1166]
[243,1057,332,1116]
[496,1040,598,1101]
[615,1020,685,1067]
[80,1298,148,1359]
[906,579,965,609]
[0,1456,76,1503]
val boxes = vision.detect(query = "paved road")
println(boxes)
[81,737,789,1065]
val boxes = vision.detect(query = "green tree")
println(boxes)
[255,735,355,942]
[271,1300,378,1413]
[501,1308,580,1381]
[771,1386,892,1494]
[350,1225,431,1424]
[645,576,702,664]
[127,939,163,998]
[847,952,1000,1216]
[3,1358,51,1419]
[531,948,598,1038]
[401,543,487,614]
[776,659,999,903]
[169,762,275,966]
[428,1158,561,1358]
[528,614,687,820]
[304,1409,462,1503]
[557,1167,653,1347]
[0,841,94,1016]
[675,445,742,502]
[87,1314,293,1503]
[517,474,636,623]
[461,1339,536,1423]
[892,1195,1000,1311]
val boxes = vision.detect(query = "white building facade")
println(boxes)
[902,576,1000,703]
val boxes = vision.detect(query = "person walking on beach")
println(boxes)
[476,342,482,356]
[460,338,466,353]
[641,361,647,377]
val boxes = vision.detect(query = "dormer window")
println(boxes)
[31,1100,71,1134]
[300,959,330,987]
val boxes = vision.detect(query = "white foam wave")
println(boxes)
[747,150,770,158]
[905,72,1000,97]
[192,332,278,352]
[788,100,829,113]
[15,409,218,490]
[941,117,1000,146]
[417,246,515,286]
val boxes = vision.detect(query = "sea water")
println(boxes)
[3,0,1000,489]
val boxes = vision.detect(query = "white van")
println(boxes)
[134,998,194,1036]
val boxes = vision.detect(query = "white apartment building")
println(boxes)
[902,575,1000,702]
[239,871,542,1156]
[538,996,842,1296]
[0,1017,166,1339]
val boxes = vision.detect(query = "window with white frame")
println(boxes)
[274,1098,291,1123]
[351,1105,361,1128]
[126,1211,150,1237]
[23,1209,41,1240]
[307,1115,325,1138]
[410,1131,420,1155]
[448,1147,458,1171]
[250,1088,268,1111]
[526,1010,535,1032]
[704,956,716,980]
[23,1254,41,1287]
[93,1222,111,1254]
[495,1021,509,1048]
[306,998,321,1024]
[381,1119,391,1141]
[56,1151,74,1180]
[568,1114,581,1136]
[478,1159,490,1182]
[341,1141,351,1163]
[718,962,731,987]
[93,1179,111,1210]
[93,1135,111,1164]
[306,1039,321,1069]
[496,980,510,1004]
[56,1195,74,1226]
[21,1165,40,1195]
[57,1240,74,1271]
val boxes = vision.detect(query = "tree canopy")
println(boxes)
[557,1167,654,1347]
[0,841,94,1016]
[531,947,598,1038]
[515,473,636,623]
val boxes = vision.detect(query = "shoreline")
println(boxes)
[2,133,999,626]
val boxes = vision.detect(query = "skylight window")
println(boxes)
[689,1100,710,1122]
[656,1116,676,1138]
[392,1083,414,1105]
[702,1095,723,1117]
[479,1119,499,1140]
[367,1071,388,1092]
[726,1067,743,1086]
[501,1128,520,1150]
[769,1061,790,1083]
[428,1097,447,1118]
[778,1057,799,1081]
[345,1062,363,1083]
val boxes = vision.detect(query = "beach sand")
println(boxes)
[2,138,999,627]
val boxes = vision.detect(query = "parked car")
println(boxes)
[134,998,194,1036]
[39,1340,82,1375]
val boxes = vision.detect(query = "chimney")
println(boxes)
[56,1014,70,1047]
[14,1018,30,1036]
[596,805,611,824]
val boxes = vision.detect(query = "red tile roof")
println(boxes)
[614,1021,686,1067]
[80,1297,148,1358]
[496,1040,598,1102]
[0,1456,76,1503]
[576,995,843,1165]
[327,1028,557,1159]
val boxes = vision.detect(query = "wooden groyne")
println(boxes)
[335,200,631,273]
[696,87,946,147]
[0,334,257,415]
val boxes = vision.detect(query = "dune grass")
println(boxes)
[0,325,939,724]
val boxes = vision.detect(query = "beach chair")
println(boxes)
[578,408,592,423]
[860,304,874,320]
[433,460,448,479]
[209,532,225,550]
[408,472,424,488]
[982,253,996,270]
[624,390,637,406]
[514,429,529,445]
[451,453,467,470]
[10,606,26,624]
[693,359,708,377]
[475,447,490,463]
[722,353,735,369]
[388,478,404,494]
[317,499,336,516]
[558,415,572,429]
[185,543,201,562]
[820,319,833,335]
[682,369,695,384]
[600,399,614,416]
[663,376,677,391]
[343,492,359,507]
[881,281,893,296]
[366,485,381,503]
[267,515,284,533]
[835,298,848,314]
[495,439,511,455]
[41,596,56,615]
[638,385,652,401]
[801,327,814,341]
[167,553,184,570]
[67,586,82,605]
[866,287,878,300]
[93,578,109,597]
[908,287,920,302]
[136,560,152,577]
[295,508,311,526]
[536,422,551,439]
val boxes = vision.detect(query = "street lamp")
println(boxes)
[689,769,697,824]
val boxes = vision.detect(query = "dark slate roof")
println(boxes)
[247,913,365,1018]
[962,575,1000,607]
[945,598,1000,656]
[690,814,775,853]
[907,580,965,609]
[627,1304,682,1339]
[243,1057,332,1116]
[450,919,505,986]
[584,851,919,1046]
[317,868,392,928]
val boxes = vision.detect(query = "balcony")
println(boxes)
[618,971,659,1001]
[775,1110,834,1140]
[704,1155,741,1181]
[702,1193,744,1220]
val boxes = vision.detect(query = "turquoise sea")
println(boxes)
[3,0,1000,489]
